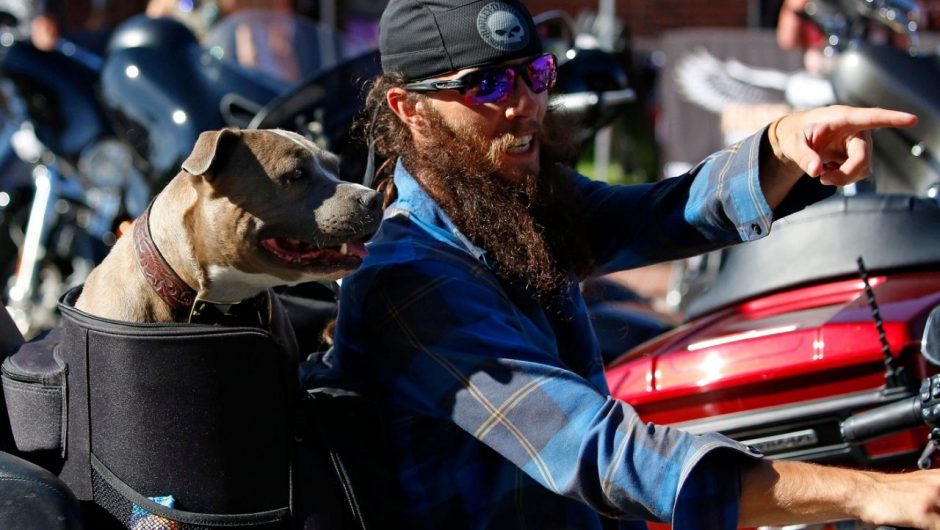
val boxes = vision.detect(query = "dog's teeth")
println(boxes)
[339,243,348,255]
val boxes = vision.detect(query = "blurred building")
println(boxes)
[298,0,780,38]
[523,0,771,36]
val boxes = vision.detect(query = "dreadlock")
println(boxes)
[353,73,425,208]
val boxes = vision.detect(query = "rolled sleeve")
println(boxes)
[684,131,773,243]
[671,435,763,529]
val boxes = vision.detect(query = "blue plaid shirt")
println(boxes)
[321,130,830,529]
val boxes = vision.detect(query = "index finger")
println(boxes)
[837,106,918,132]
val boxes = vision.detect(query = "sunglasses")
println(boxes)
[404,53,557,106]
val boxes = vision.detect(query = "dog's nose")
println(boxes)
[357,189,382,212]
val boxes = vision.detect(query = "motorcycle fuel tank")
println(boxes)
[99,16,286,186]
[0,41,110,160]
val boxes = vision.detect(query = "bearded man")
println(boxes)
[319,1,940,528]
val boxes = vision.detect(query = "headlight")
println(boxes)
[78,138,151,230]
[78,139,140,190]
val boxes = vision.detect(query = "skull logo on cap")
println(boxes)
[488,11,524,44]
[477,2,529,51]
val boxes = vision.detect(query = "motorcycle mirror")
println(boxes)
[921,306,940,366]
[0,11,18,28]
[533,10,577,59]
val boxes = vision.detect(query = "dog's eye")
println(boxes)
[284,168,305,183]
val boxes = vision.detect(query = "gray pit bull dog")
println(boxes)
[75,128,382,324]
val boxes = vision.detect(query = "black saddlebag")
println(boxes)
[0,286,397,530]
[4,287,297,529]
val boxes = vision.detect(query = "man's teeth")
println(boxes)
[507,136,532,153]
[339,243,348,255]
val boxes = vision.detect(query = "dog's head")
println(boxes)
[180,128,382,299]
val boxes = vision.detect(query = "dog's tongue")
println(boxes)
[261,237,369,266]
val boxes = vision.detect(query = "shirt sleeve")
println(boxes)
[576,127,832,274]
[348,252,761,525]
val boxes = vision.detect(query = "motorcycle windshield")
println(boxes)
[202,10,371,84]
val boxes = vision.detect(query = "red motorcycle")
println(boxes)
[607,194,940,464]
[604,0,940,527]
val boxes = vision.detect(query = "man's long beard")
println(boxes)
[402,108,593,304]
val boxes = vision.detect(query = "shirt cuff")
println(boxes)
[685,130,774,244]
[671,433,763,530]
[731,129,774,242]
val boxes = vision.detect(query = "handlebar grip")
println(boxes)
[842,395,923,443]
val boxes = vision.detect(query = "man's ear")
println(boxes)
[387,88,427,133]
[181,128,240,180]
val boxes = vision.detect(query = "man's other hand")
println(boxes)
[30,15,60,52]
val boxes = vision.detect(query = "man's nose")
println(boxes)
[504,78,541,120]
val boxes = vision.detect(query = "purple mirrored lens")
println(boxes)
[462,54,557,105]
[526,54,556,94]
[464,68,516,105]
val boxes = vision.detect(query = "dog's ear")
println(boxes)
[182,128,240,179]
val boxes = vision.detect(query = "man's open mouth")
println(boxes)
[506,135,533,154]
[260,237,368,268]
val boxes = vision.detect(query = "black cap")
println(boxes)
[379,0,543,81]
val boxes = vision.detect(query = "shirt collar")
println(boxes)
[388,160,489,264]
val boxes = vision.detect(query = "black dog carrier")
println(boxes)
[1,287,395,530]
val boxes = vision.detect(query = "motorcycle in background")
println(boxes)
[100,10,372,187]
[604,1,940,528]
[0,21,130,337]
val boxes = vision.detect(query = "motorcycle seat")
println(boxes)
[0,450,82,530]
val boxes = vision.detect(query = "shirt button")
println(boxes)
[751,224,762,236]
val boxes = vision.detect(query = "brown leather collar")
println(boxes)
[132,201,272,328]
[134,200,197,314]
